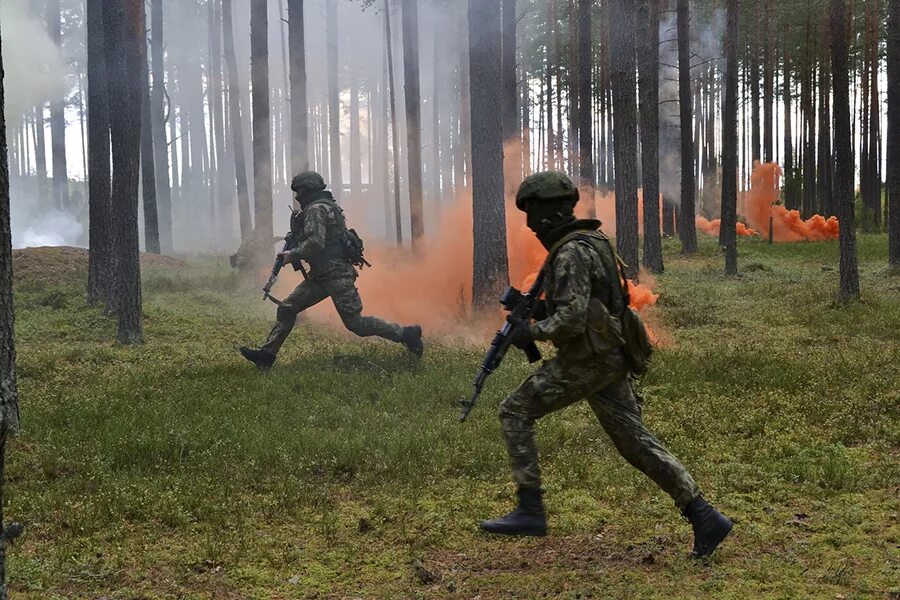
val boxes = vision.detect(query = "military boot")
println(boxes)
[682,496,732,557]
[479,487,547,537]
[401,325,424,358]
[239,346,276,371]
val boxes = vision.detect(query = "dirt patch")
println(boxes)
[12,246,183,287]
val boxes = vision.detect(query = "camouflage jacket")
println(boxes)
[289,193,356,279]
[529,229,626,362]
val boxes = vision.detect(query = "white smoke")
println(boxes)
[12,209,83,249]
[1,0,66,118]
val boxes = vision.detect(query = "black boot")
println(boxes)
[683,496,732,557]
[239,346,276,371]
[401,325,424,358]
[479,487,547,537]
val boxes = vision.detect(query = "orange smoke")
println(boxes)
[745,162,840,241]
[267,166,657,337]
[695,216,758,237]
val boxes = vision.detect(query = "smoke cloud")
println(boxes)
[1,0,66,119]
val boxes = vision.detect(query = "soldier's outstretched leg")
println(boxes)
[326,277,424,357]
[588,378,732,557]
[480,359,619,536]
[240,278,329,370]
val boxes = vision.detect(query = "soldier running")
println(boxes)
[239,171,424,370]
[479,171,732,558]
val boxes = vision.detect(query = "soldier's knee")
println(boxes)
[498,394,529,423]
[342,315,367,335]
[276,306,298,323]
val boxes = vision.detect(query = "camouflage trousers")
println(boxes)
[499,351,699,509]
[260,275,404,355]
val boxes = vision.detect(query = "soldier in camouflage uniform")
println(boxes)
[239,172,423,369]
[479,171,732,558]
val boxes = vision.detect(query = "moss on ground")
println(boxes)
[6,236,899,599]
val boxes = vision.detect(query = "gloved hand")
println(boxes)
[507,315,535,350]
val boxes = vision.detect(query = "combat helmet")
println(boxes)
[515,171,579,211]
[290,171,327,193]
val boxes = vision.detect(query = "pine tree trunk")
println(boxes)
[251,0,272,244]
[432,28,442,206]
[577,0,595,219]
[722,0,739,275]
[222,0,252,241]
[150,0,172,252]
[750,3,761,163]
[140,40,161,255]
[384,0,403,245]
[783,39,798,210]
[402,0,425,245]
[327,1,342,202]
[34,105,47,201]
[867,1,882,226]
[763,0,774,163]
[288,0,309,174]
[87,0,114,306]
[676,0,697,253]
[0,18,24,595]
[610,0,640,276]
[818,35,834,218]
[502,0,519,192]
[831,0,860,300]
[48,0,69,210]
[637,0,662,273]
[209,0,229,244]
[349,61,362,206]
[105,0,145,344]
[889,0,900,268]
[469,0,509,308]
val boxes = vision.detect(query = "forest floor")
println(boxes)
[6,236,899,599]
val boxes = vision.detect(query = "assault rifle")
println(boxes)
[458,271,546,422]
[263,232,309,302]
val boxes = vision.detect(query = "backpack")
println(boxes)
[610,253,654,376]
[303,199,372,269]
[546,229,653,376]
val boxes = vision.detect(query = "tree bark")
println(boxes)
[676,0,697,253]
[48,0,69,210]
[502,0,519,193]
[222,0,252,241]
[783,38,798,210]
[209,0,229,245]
[326,1,342,202]
[105,0,145,343]
[251,0,272,244]
[867,1,882,226]
[384,0,403,245]
[577,0,595,219]
[402,0,425,245]
[87,0,114,306]
[817,36,834,218]
[140,38,160,255]
[34,105,48,201]
[890,0,900,268]
[637,0,662,273]
[469,0,509,308]
[1,18,24,596]
[150,0,172,252]
[610,0,640,277]
[722,0,739,275]
[750,3,761,163]
[831,0,860,300]
[763,0,774,163]
[288,0,308,175]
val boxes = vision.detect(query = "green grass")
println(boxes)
[6,235,900,599]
